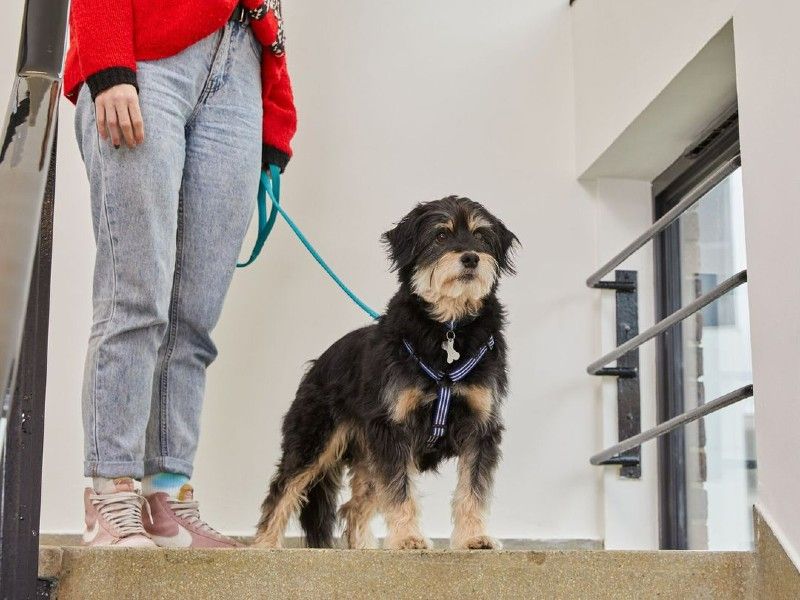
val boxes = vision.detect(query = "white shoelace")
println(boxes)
[167,499,222,536]
[90,491,150,536]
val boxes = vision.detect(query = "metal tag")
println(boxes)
[441,331,460,364]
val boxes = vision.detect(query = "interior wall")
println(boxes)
[593,178,659,550]
[23,0,606,540]
[733,0,800,567]
[571,0,738,176]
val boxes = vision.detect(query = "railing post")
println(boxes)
[0,134,57,600]
[589,270,642,477]
[610,270,641,478]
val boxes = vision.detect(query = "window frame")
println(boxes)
[651,124,741,550]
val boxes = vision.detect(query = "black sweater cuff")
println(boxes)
[86,67,139,101]
[262,144,290,173]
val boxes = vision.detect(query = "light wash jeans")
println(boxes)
[75,20,262,479]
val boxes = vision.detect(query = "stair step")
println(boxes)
[38,533,603,551]
[40,547,754,600]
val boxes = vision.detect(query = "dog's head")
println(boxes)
[382,196,518,322]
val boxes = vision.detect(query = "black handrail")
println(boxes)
[0,0,68,597]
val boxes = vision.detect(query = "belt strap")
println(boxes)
[230,4,249,23]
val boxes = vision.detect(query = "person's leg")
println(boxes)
[140,21,261,548]
[76,64,190,482]
[75,25,231,546]
[143,19,262,479]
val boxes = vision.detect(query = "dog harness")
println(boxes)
[402,336,495,447]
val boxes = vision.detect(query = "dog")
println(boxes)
[254,195,518,550]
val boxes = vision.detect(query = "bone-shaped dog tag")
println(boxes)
[442,332,460,364]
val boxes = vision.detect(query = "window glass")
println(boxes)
[673,167,755,550]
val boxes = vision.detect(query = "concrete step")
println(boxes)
[38,533,603,551]
[39,546,754,600]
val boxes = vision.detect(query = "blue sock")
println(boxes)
[142,472,190,498]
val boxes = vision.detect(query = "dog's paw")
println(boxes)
[452,535,503,550]
[386,535,432,550]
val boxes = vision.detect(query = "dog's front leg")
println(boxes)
[381,471,430,550]
[370,421,431,550]
[451,425,503,550]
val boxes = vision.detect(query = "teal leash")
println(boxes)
[237,165,381,321]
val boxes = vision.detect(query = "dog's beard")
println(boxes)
[411,251,497,322]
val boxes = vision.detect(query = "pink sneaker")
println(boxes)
[83,478,156,548]
[143,484,242,548]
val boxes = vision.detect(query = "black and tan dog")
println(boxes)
[254,196,517,550]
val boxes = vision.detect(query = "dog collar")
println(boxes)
[402,336,495,447]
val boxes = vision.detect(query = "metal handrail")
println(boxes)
[591,384,754,465]
[585,155,741,288]
[0,0,69,597]
[587,269,747,375]
[0,0,68,420]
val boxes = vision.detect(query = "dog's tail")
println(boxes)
[299,463,344,548]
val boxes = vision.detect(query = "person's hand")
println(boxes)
[94,84,144,149]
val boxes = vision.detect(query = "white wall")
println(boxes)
[29,0,606,541]
[593,178,659,550]
[572,0,737,177]
[733,0,800,567]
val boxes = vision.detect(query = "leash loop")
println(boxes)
[237,166,381,321]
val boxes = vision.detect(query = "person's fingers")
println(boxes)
[129,96,145,145]
[104,98,122,148]
[115,97,136,148]
[95,101,108,140]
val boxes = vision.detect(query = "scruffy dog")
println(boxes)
[254,196,517,550]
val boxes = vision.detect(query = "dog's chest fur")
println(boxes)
[371,287,508,466]
[390,384,493,424]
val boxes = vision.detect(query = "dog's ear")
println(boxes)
[495,218,520,275]
[381,204,425,272]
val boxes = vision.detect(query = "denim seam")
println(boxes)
[186,23,232,129]
[187,24,232,128]
[91,110,119,469]
[245,24,262,61]
[84,459,145,479]
[143,456,194,478]
[157,191,185,459]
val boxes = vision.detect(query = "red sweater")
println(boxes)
[64,0,297,170]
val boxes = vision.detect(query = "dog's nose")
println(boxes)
[460,252,480,269]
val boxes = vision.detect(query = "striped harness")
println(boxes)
[402,336,495,447]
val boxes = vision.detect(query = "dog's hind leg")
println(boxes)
[299,462,344,548]
[339,461,379,549]
[254,425,350,548]
[450,425,503,550]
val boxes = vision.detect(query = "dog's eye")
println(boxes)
[474,231,485,241]
[436,231,448,243]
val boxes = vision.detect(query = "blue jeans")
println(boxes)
[75,20,262,479]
